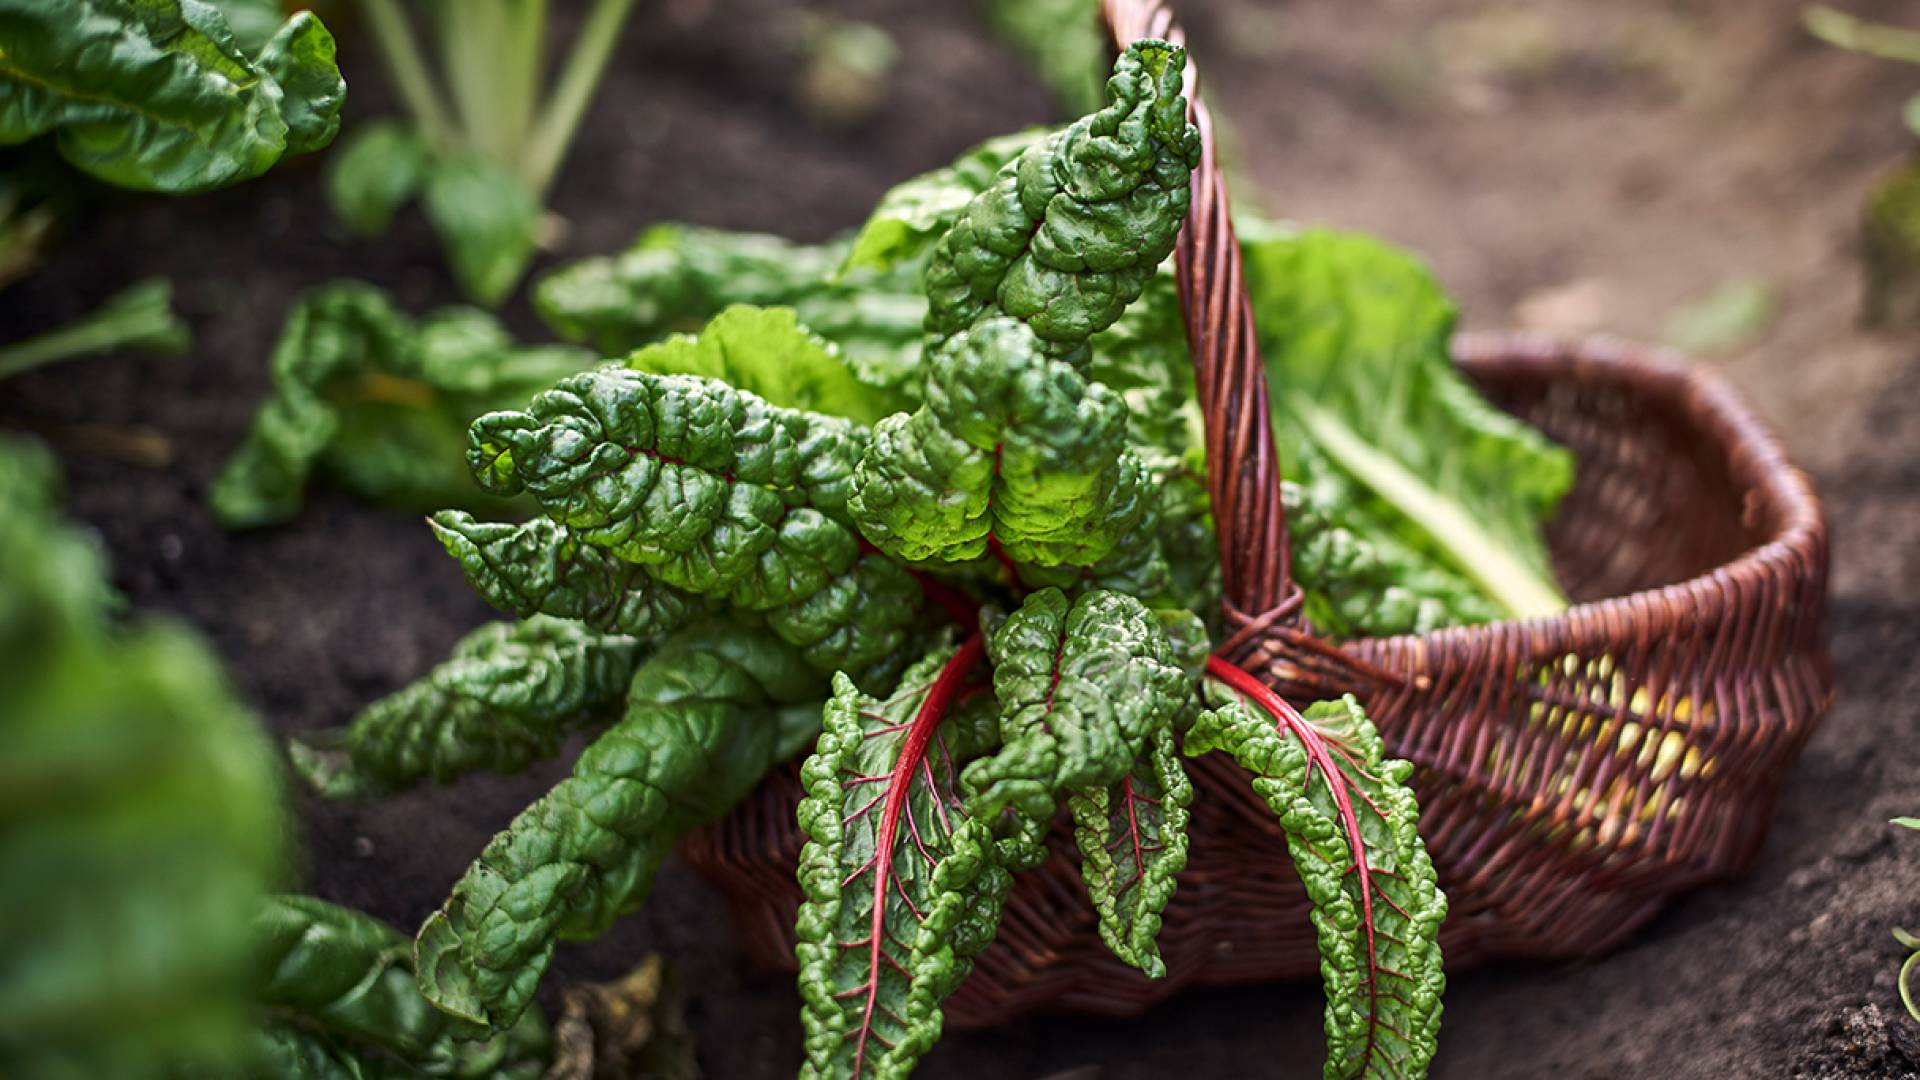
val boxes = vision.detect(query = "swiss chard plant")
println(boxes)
[0,0,345,194]
[0,1,343,375]
[284,39,1582,1078]
[326,0,638,306]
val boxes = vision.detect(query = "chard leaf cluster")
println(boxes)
[324,0,638,305]
[279,38,1596,1079]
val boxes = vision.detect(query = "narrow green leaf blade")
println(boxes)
[1190,678,1447,1080]
[1068,724,1192,979]
[795,639,1012,1080]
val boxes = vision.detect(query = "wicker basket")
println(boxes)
[680,0,1833,1027]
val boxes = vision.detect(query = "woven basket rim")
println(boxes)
[1381,330,1828,656]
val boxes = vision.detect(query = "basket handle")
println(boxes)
[1100,0,1303,667]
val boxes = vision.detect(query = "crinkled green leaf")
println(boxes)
[922,40,1199,363]
[428,513,716,640]
[796,639,1014,1080]
[1068,723,1191,979]
[764,549,928,689]
[469,360,868,607]
[251,895,549,1079]
[289,617,645,800]
[983,0,1106,115]
[0,0,344,193]
[963,589,1188,819]
[625,304,908,425]
[535,224,926,396]
[328,120,430,237]
[0,437,286,1077]
[246,1024,416,1080]
[849,317,1152,569]
[213,282,593,528]
[423,153,543,308]
[841,130,1046,276]
[416,623,825,1031]
[431,522,923,690]
[1244,226,1573,621]
[1189,682,1446,1080]
[959,589,1193,977]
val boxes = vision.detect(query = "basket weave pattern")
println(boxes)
[680,0,1832,1027]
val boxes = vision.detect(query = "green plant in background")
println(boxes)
[982,0,1107,114]
[790,13,902,129]
[212,281,595,528]
[0,1,344,379]
[0,437,287,1077]
[0,278,189,382]
[1805,5,1920,329]
[0,432,597,1077]
[0,0,344,194]
[327,0,639,306]
[244,894,553,1078]
[281,41,1562,1078]
[1896,817,1920,1024]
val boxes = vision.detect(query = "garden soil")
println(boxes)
[2,0,1916,1076]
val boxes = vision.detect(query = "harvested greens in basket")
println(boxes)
[288,40,1576,1080]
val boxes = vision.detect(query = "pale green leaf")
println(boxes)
[1244,227,1573,622]
[423,153,543,307]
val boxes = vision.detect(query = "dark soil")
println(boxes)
[2,0,1917,1077]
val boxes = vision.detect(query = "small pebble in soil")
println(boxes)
[353,836,375,858]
